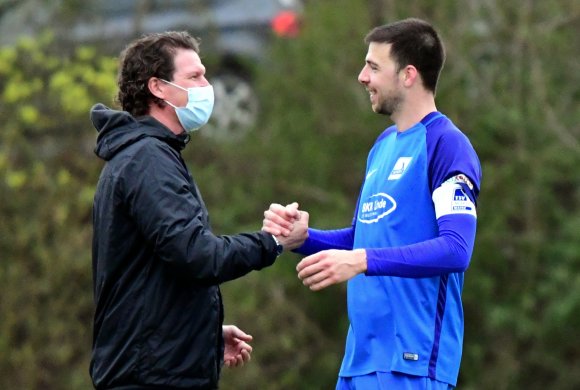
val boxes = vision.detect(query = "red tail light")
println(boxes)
[271,11,300,37]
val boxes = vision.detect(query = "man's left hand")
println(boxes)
[223,325,253,368]
[296,249,368,291]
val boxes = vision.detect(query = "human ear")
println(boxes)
[148,77,165,99]
[402,65,418,86]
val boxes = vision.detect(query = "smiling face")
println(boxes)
[358,42,404,117]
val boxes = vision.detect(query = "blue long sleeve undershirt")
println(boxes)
[294,213,476,278]
[295,227,355,255]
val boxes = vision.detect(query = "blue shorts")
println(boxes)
[336,372,454,390]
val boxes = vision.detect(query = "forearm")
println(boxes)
[294,227,355,256]
[159,228,277,283]
[365,214,476,278]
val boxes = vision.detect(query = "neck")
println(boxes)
[392,92,437,132]
[149,103,185,135]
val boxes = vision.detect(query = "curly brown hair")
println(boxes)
[116,31,200,116]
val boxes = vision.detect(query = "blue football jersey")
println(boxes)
[339,112,481,386]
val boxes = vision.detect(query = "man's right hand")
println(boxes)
[262,202,309,251]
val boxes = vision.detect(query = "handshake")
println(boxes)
[261,202,367,291]
[262,202,309,251]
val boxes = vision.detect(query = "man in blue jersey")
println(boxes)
[263,18,482,389]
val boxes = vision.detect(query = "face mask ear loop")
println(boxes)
[160,79,186,109]
[164,100,178,109]
[160,79,187,92]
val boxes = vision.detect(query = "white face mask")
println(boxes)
[161,79,214,133]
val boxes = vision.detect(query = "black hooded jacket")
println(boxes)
[89,104,278,389]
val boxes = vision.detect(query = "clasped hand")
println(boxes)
[262,203,367,291]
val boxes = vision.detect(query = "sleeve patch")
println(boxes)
[444,173,474,190]
[432,182,477,219]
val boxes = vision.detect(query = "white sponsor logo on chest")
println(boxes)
[388,157,413,180]
[358,193,397,224]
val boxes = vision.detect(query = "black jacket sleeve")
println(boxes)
[122,139,277,284]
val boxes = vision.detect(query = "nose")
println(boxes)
[358,66,369,85]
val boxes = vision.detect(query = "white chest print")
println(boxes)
[387,157,413,180]
[358,193,397,224]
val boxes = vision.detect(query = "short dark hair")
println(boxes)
[364,18,445,93]
[116,31,200,116]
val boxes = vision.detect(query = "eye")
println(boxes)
[365,62,378,72]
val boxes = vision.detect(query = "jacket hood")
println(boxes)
[91,103,189,161]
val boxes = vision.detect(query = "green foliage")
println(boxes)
[0,33,116,389]
[0,0,578,389]
[433,2,580,388]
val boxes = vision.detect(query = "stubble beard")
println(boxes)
[375,93,402,117]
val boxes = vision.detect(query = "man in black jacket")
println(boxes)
[90,31,307,389]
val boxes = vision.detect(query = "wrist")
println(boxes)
[353,249,368,274]
[271,234,283,257]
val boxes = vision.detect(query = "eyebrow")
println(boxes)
[366,59,379,68]
[184,67,205,78]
